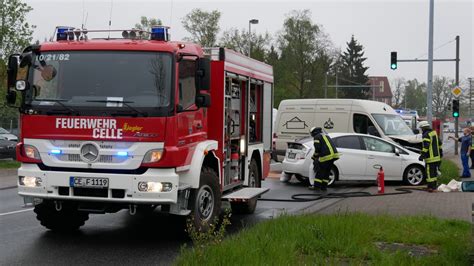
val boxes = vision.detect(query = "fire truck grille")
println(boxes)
[64,154,121,163]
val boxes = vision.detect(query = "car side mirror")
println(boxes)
[195,57,210,91]
[413,129,420,134]
[394,147,400,156]
[196,93,211,108]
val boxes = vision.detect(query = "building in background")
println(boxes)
[368,76,392,105]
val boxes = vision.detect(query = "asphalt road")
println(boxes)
[0,172,361,265]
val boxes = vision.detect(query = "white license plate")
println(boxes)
[70,177,109,188]
[288,152,296,159]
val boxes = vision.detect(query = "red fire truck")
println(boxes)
[5,26,273,231]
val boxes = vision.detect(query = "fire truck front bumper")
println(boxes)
[17,163,182,204]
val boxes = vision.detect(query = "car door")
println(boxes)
[333,135,367,180]
[361,136,402,180]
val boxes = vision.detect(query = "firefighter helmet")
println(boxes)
[419,121,430,128]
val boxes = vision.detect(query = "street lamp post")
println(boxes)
[248,19,259,58]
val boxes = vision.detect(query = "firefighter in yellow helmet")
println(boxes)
[309,127,340,191]
[418,121,442,192]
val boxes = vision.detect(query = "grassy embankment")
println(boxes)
[176,213,471,266]
[0,160,20,169]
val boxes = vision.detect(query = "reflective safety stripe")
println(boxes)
[426,163,438,182]
[314,178,323,184]
[322,179,329,183]
[314,140,320,143]
[425,131,441,163]
[319,135,340,162]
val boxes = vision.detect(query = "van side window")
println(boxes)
[334,136,363,150]
[178,60,196,110]
[353,114,375,134]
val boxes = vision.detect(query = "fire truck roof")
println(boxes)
[39,39,204,56]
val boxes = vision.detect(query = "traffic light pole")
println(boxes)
[454,35,460,155]
[392,35,460,155]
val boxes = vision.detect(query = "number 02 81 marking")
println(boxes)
[37,54,70,61]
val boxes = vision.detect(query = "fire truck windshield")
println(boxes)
[27,51,173,116]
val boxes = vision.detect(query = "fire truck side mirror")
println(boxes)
[196,93,211,108]
[7,54,19,89]
[195,58,211,91]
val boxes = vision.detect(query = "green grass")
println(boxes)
[175,213,472,266]
[0,160,20,169]
[438,159,460,184]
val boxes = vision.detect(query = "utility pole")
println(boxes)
[248,19,259,58]
[335,73,338,99]
[324,72,328,98]
[469,77,473,123]
[427,0,434,125]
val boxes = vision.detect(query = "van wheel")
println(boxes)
[231,159,260,214]
[188,167,221,232]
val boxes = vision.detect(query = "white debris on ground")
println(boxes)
[437,179,462,192]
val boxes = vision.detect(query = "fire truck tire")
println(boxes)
[188,167,221,231]
[231,159,260,214]
[34,201,89,232]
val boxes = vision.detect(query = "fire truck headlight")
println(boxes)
[143,149,163,163]
[138,182,172,192]
[24,145,41,160]
[19,176,42,187]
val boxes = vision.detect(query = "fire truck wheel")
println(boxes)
[231,159,260,214]
[188,167,221,232]
[34,201,89,232]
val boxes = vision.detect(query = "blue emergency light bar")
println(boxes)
[56,26,74,41]
[151,26,169,41]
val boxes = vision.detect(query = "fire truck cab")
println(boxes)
[5,26,273,231]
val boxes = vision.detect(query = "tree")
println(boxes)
[276,10,329,100]
[391,78,406,108]
[182,9,220,47]
[337,35,369,99]
[134,16,162,38]
[0,0,35,125]
[432,76,456,119]
[404,79,427,115]
[220,28,271,61]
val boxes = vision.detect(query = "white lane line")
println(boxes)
[0,208,34,217]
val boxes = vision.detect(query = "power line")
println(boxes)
[414,38,455,60]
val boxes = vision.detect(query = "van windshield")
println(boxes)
[372,114,414,136]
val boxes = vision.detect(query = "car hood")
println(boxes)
[389,134,422,144]
[0,133,18,141]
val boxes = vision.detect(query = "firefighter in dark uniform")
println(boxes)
[418,121,442,192]
[309,127,340,191]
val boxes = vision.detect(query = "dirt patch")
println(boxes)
[375,242,438,257]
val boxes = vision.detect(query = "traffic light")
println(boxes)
[452,99,460,117]
[390,51,397,70]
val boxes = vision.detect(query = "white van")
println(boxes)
[273,99,422,162]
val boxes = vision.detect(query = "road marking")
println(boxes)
[0,208,33,217]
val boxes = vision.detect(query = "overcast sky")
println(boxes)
[25,0,473,86]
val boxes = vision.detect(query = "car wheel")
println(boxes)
[404,164,425,186]
[327,166,338,187]
[295,174,309,184]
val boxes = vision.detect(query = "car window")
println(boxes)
[334,136,363,150]
[362,137,394,153]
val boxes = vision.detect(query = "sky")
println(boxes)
[25,0,473,87]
